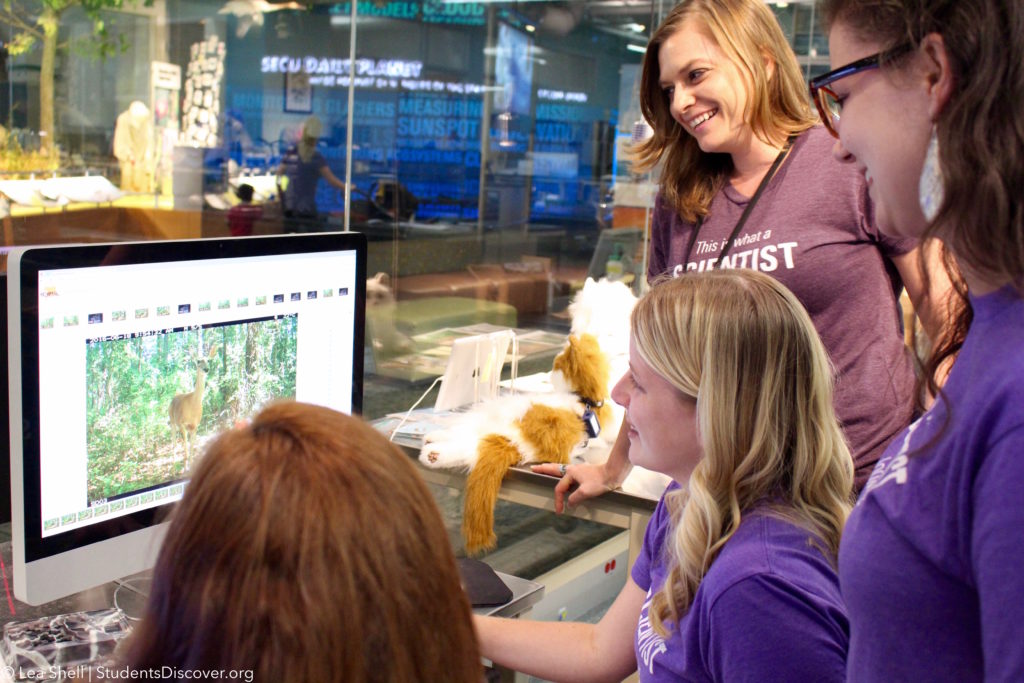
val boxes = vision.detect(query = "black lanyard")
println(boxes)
[683,136,796,268]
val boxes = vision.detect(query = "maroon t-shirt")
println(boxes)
[649,126,917,483]
[227,203,263,237]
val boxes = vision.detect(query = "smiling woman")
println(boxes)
[635,0,818,217]
[556,0,953,505]
[816,1,1024,680]
[475,270,855,682]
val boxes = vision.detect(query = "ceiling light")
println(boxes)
[626,44,646,54]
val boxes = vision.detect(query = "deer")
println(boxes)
[169,345,218,471]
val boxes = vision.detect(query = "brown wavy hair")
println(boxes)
[120,401,481,683]
[633,0,818,222]
[634,272,853,636]
[819,0,1024,401]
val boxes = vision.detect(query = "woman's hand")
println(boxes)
[530,462,618,514]
[531,422,634,512]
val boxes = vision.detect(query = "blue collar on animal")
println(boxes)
[576,394,604,409]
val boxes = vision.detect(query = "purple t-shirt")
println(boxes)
[840,287,1024,681]
[631,482,848,682]
[648,126,917,484]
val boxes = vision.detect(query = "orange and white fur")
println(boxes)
[419,278,670,554]
[569,279,671,501]
[420,332,615,553]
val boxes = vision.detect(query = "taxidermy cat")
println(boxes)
[568,279,671,501]
[365,272,414,358]
[420,332,614,553]
[419,278,670,553]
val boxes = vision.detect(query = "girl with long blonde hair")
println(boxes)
[477,270,853,682]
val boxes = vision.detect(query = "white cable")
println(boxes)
[491,333,504,399]
[507,331,518,395]
[388,328,517,442]
[388,375,443,442]
[473,338,482,406]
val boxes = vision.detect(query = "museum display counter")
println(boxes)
[3,203,202,248]
[0,179,202,249]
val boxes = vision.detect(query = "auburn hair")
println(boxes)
[120,401,481,683]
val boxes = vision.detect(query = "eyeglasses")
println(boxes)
[809,46,911,138]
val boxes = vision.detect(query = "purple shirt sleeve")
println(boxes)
[646,194,671,284]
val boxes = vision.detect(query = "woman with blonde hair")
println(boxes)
[277,115,346,232]
[120,401,481,683]
[540,0,949,500]
[814,0,1024,678]
[479,270,853,682]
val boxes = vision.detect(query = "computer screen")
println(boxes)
[7,232,366,605]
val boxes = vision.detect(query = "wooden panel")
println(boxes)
[8,207,202,247]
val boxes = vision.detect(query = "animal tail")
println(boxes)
[463,434,522,554]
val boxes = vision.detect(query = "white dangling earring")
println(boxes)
[919,127,945,222]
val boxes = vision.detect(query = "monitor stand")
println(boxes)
[110,575,152,621]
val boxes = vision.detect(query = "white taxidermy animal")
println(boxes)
[565,277,634,451]
[365,272,414,358]
[568,278,671,500]
[569,276,639,361]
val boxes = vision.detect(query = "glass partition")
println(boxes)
[1,0,825,419]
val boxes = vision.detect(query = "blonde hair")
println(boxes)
[632,271,853,636]
[298,115,322,163]
[633,0,818,222]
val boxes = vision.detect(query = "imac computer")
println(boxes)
[7,232,366,605]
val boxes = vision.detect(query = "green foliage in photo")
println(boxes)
[85,316,298,502]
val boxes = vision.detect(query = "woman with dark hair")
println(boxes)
[537,0,950,499]
[813,0,1024,679]
[120,401,482,683]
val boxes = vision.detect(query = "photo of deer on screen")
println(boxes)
[84,317,298,502]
